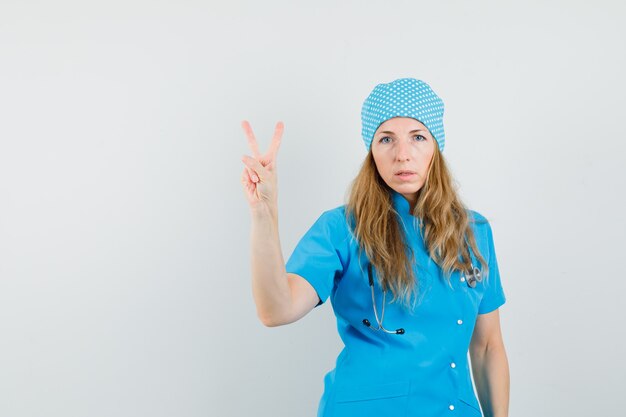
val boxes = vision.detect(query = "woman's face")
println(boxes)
[371,117,436,207]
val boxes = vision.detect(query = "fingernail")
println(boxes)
[252,175,259,182]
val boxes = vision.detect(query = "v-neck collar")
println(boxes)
[391,189,425,232]
[391,190,414,218]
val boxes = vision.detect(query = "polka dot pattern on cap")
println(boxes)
[361,78,445,152]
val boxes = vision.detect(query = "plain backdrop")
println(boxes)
[1,1,625,416]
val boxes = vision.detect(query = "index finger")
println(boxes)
[241,120,262,158]
[267,121,284,159]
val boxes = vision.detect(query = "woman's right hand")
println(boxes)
[240,120,284,212]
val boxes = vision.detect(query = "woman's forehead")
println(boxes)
[376,117,429,133]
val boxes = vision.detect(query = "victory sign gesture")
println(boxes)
[240,120,284,212]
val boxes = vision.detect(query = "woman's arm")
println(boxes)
[249,204,318,326]
[469,309,510,417]
[241,121,319,327]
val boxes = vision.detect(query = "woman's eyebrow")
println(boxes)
[378,129,425,135]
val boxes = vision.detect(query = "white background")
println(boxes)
[1,1,625,416]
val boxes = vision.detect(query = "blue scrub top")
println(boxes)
[285,190,506,417]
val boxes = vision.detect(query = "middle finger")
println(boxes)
[267,121,284,159]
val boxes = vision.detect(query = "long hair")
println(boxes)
[345,144,489,309]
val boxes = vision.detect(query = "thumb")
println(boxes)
[241,155,269,181]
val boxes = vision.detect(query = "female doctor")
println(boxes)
[240,78,510,417]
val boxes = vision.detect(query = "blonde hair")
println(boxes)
[345,144,489,309]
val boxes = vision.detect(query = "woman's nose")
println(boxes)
[395,138,412,161]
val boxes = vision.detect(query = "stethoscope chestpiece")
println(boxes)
[465,266,482,288]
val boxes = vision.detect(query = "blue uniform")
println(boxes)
[285,190,506,417]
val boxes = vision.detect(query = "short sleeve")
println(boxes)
[478,221,507,314]
[285,209,349,307]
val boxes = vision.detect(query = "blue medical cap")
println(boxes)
[361,78,445,152]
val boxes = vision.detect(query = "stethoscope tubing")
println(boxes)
[362,238,482,335]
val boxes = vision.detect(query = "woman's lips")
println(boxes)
[395,172,416,180]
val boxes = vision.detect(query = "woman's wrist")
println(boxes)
[250,201,278,223]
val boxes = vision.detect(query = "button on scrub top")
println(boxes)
[285,190,506,417]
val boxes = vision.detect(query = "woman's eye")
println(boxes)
[379,135,425,144]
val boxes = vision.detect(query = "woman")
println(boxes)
[240,78,510,417]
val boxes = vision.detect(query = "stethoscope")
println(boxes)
[361,237,482,335]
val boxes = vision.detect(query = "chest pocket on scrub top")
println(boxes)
[458,236,487,313]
